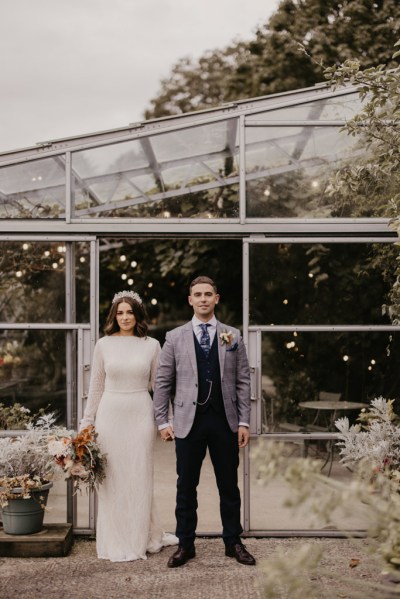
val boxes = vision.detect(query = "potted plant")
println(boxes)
[0,414,59,535]
[0,414,106,535]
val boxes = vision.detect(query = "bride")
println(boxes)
[80,290,178,562]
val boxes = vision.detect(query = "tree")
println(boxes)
[145,0,400,119]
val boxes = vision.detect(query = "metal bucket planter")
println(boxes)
[2,481,53,535]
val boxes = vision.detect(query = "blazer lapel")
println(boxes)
[183,322,198,376]
[216,321,226,374]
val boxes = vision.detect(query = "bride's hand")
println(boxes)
[160,426,175,442]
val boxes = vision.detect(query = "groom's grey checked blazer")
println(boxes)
[153,320,251,439]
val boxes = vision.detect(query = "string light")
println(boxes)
[120,255,127,262]
[263,188,271,197]
[151,298,158,305]
[130,261,137,268]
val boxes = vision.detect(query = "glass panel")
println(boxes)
[43,479,68,524]
[246,92,362,123]
[249,437,370,531]
[75,241,91,323]
[246,126,360,217]
[259,331,400,434]
[0,241,66,323]
[0,157,65,219]
[249,243,395,325]
[73,120,239,218]
[0,330,67,425]
[76,492,91,528]
[151,121,230,161]
[98,238,243,330]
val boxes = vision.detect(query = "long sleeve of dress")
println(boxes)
[79,341,105,430]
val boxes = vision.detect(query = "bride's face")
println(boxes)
[115,301,136,335]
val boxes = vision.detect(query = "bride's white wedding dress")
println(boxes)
[80,335,178,562]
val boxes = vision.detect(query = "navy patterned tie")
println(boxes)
[199,323,211,357]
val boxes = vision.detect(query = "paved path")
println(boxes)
[0,537,384,599]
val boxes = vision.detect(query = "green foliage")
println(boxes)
[254,436,400,598]
[145,0,400,119]
[322,43,400,322]
[0,403,48,430]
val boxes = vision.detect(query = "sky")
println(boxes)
[0,0,280,154]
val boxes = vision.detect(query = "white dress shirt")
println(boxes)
[192,315,217,345]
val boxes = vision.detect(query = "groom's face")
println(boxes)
[188,283,219,322]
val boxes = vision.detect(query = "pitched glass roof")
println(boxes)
[0,83,370,226]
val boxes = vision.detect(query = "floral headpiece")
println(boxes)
[112,290,142,305]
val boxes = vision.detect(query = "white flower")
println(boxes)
[48,438,70,457]
[219,330,234,346]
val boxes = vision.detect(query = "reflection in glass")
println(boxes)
[72,120,239,219]
[0,158,65,219]
[249,243,396,326]
[0,330,67,425]
[259,331,400,434]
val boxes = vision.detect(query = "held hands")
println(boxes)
[238,426,249,449]
[160,426,175,442]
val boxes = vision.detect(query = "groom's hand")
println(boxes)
[160,426,175,442]
[238,426,249,448]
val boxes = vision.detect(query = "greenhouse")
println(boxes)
[0,81,397,536]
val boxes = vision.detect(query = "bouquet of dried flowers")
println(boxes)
[0,414,107,507]
[48,425,107,493]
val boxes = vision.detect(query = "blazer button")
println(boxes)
[193,402,196,405]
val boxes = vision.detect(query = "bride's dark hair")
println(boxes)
[104,296,148,337]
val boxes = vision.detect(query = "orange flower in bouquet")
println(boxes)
[48,425,107,493]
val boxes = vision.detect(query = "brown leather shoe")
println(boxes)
[167,545,196,568]
[225,543,256,565]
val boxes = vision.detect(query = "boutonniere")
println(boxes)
[219,330,234,346]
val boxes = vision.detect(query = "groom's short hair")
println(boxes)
[189,276,218,294]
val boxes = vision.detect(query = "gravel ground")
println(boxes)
[0,536,390,599]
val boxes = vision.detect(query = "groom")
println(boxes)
[153,276,255,567]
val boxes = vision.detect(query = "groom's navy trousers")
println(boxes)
[174,334,242,548]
